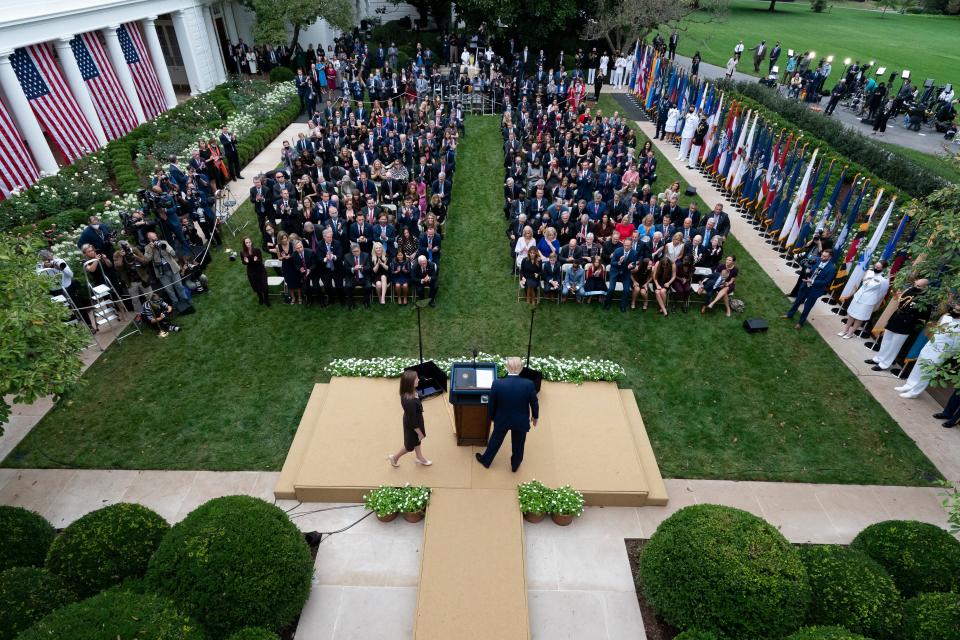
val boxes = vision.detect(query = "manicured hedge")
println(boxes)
[674,631,722,640]
[799,544,901,639]
[901,592,960,640]
[0,506,56,572]
[0,567,75,640]
[786,627,875,640]
[269,66,295,83]
[729,82,948,198]
[45,503,169,598]
[15,587,205,640]
[146,495,313,639]
[638,504,810,639]
[851,520,960,597]
[227,628,281,640]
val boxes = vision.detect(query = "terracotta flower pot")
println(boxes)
[523,511,546,523]
[551,513,574,526]
[402,511,425,523]
[377,512,399,522]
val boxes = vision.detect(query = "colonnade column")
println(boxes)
[141,16,178,108]
[52,37,108,146]
[0,51,59,175]
[102,25,148,123]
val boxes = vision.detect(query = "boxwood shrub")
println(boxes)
[0,567,75,640]
[146,495,312,638]
[227,629,281,640]
[638,504,810,639]
[851,520,960,597]
[0,506,56,572]
[15,587,205,640]
[674,631,722,640]
[269,67,295,83]
[799,544,901,639]
[45,503,169,598]
[786,627,875,640]
[901,592,960,640]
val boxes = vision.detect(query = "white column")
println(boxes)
[221,1,240,44]
[53,37,108,146]
[202,4,227,84]
[102,25,147,123]
[0,52,59,175]
[171,9,206,94]
[141,16,178,108]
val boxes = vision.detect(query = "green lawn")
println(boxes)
[676,0,960,86]
[878,142,960,185]
[2,114,939,486]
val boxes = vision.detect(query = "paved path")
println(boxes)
[670,53,953,156]
[612,92,960,484]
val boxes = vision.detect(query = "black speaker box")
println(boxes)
[743,317,769,333]
[405,361,448,399]
[519,366,543,393]
[684,185,698,196]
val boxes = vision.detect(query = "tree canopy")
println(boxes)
[244,0,355,49]
[581,0,728,56]
[454,0,581,51]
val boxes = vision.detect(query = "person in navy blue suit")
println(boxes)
[476,357,540,472]
[603,238,638,312]
[784,249,837,329]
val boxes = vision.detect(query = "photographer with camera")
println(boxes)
[37,249,94,329]
[112,240,152,315]
[141,292,181,338]
[149,184,191,257]
[123,206,157,247]
[144,231,188,305]
[77,215,115,258]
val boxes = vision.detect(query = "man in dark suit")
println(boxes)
[317,228,344,306]
[412,255,438,306]
[655,101,672,140]
[345,242,372,308]
[350,216,374,254]
[475,357,539,472]
[431,172,452,206]
[418,226,442,264]
[604,237,638,311]
[705,202,731,238]
[291,240,317,303]
[250,175,273,234]
[784,249,836,329]
[168,155,188,190]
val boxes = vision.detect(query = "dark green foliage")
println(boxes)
[146,496,312,638]
[675,631,723,640]
[226,629,281,640]
[45,503,169,598]
[268,66,295,83]
[0,506,55,572]
[14,587,205,640]
[799,545,901,638]
[730,82,948,198]
[851,520,960,597]
[786,627,875,640]
[0,567,75,640]
[901,592,960,640]
[639,504,810,639]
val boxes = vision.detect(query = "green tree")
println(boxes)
[894,184,960,311]
[581,0,727,56]
[0,239,88,434]
[389,0,453,29]
[244,0,355,50]
[454,0,580,51]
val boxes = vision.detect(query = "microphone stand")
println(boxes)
[526,304,537,366]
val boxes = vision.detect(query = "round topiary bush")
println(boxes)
[45,503,169,598]
[227,628,281,640]
[638,504,810,639]
[146,495,312,638]
[799,544,901,639]
[674,631,722,640]
[851,520,960,597]
[0,506,56,572]
[0,567,75,640]
[786,627,875,640]
[14,587,204,640]
[268,66,295,83]
[901,592,960,640]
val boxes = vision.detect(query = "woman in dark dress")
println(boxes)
[241,237,270,306]
[277,232,302,304]
[702,255,739,317]
[387,370,432,467]
[391,249,412,304]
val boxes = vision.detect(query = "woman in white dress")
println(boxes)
[838,261,889,339]
[514,225,537,271]
[246,50,258,75]
[665,106,680,143]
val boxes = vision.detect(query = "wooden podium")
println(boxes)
[449,362,496,446]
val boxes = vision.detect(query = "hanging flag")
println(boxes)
[840,197,897,299]
[771,144,806,234]
[9,44,101,163]
[0,99,41,198]
[880,211,910,262]
[829,174,860,236]
[731,112,759,193]
[780,148,819,243]
[71,32,139,140]
[814,165,845,233]
[700,94,725,166]
[785,154,824,247]
[118,22,167,119]
[834,180,870,253]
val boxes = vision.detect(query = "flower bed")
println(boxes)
[326,353,625,383]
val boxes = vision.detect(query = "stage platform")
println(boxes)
[275,377,667,507]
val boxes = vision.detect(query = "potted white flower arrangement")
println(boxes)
[400,485,432,522]
[517,479,552,523]
[363,486,403,522]
[548,485,585,526]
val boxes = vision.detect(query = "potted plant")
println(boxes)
[548,485,585,526]
[400,485,431,522]
[363,486,402,522]
[518,480,552,523]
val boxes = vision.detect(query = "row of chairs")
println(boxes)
[263,258,426,304]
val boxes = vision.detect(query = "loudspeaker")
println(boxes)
[684,185,698,197]
[405,361,448,399]
[518,366,543,393]
[743,317,769,333]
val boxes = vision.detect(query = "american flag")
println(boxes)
[71,33,138,140]
[10,44,101,163]
[0,99,40,199]
[118,22,167,119]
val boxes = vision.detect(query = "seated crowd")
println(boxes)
[501,101,740,316]
[240,95,460,308]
